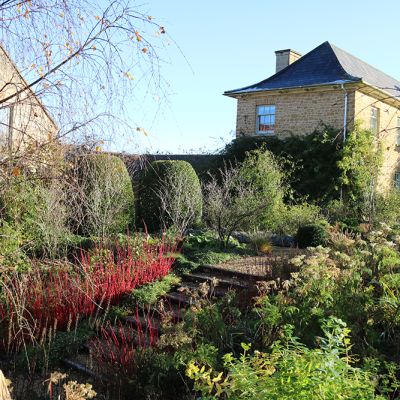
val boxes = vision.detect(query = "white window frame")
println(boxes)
[396,116,400,146]
[395,172,400,189]
[0,106,12,148]
[256,105,276,135]
[370,106,379,135]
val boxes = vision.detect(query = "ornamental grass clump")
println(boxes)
[89,318,159,377]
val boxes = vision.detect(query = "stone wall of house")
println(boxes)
[235,87,356,138]
[354,90,400,191]
[0,46,57,154]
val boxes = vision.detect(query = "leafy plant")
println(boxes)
[129,274,181,306]
[187,319,387,400]
[296,223,328,248]
[338,124,383,224]
[0,237,177,350]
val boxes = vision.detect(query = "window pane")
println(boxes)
[370,107,379,135]
[395,172,400,189]
[397,117,400,145]
[256,104,275,135]
[0,107,10,145]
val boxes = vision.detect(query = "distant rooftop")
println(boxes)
[224,41,400,98]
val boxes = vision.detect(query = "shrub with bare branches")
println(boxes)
[67,153,135,237]
[203,149,285,247]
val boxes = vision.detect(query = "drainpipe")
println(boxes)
[341,83,348,142]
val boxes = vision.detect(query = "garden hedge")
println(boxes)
[139,160,202,232]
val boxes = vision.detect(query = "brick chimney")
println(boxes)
[275,49,302,73]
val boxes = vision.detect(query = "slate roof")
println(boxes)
[224,41,400,99]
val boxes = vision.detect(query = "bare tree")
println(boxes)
[67,152,135,237]
[0,1,172,175]
[203,163,270,248]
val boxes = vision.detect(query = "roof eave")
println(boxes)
[223,80,361,98]
[358,80,400,107]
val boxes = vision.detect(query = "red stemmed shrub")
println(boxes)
[0,235,177,350]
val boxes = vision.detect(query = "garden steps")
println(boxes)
[65,261,268,380]
[163,291,198,306]
[199,263,267,281]
[164,282,228,305]
[176,281,228,296]
[64,353,106,381]
[183,271,249,289]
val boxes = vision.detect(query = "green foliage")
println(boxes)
[174,343,219,371]
[181,231,252,268]
[338,125,383,223]
[219,125,342,203]
[15,323,94,372]
[375,190,400,228]
[238,148,286,230]
[187,318,386,400]
[204,149,285,245]
[273,203,324,235]
[112,347,190,400]
[129,274,181,306]
[184,291,252,354]
[106,274,181,321]
[0,221,31,270]
[139,160,202,232]
[0,175,71,258]
[73,153,135,236]
[296,223,328,248]
[265,228,400,359]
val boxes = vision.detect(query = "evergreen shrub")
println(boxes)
[73,153,135,236]
[296,223,328,248]
[139,160,202,232]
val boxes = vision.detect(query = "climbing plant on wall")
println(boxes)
[338,124,383,224]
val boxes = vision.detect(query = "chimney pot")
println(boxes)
[275,49,302,73]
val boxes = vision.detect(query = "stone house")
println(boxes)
[224,41,400,191]
[0,44,57,157]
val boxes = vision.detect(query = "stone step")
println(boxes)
[164,283,227,306]
[183,271,250,289]
[176,281,227,295]
[64,354,104,381]
[199,264,267,281]
[163,291,196,306]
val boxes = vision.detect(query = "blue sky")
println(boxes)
[126,0,400,154]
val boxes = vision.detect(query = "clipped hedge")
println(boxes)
[139,160,202,232]
[296,223,328,248]
[74,153,135,236]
